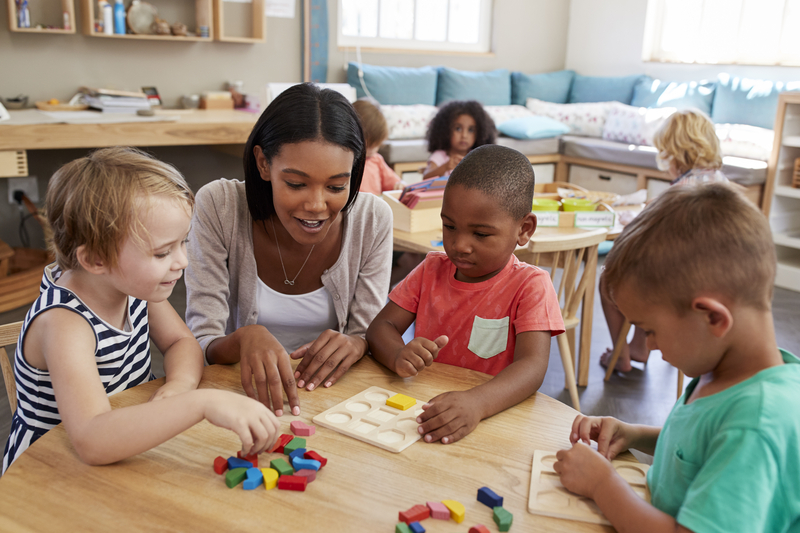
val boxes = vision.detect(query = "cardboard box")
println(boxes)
[199,96,234,110]
[382,190,442,233]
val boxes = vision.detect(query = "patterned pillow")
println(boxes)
[715,123,774,161]
[483,105,534,127]
[602,102,675,146]
[526,98,612,137]
[380,104,438,140]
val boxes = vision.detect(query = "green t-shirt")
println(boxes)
[648,349,800,533]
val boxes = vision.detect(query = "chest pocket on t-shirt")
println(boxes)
[468,316,509,359]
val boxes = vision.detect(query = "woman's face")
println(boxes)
[255,139,355,246]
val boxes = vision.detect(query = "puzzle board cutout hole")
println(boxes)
[326,412,351,424]
[346,401,371,412]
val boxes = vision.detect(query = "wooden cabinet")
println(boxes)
[6,0,76,33]
[213,0,264,43]
[80,0,213,41]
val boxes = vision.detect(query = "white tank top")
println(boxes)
[256,278,338,353]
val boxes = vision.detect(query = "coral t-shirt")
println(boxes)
[360,153,403,195]
[389,252,565,376]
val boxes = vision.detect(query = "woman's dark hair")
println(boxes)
[426,100,497,153]
[244,83,366,220]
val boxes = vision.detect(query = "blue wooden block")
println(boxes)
[288,448,307,462]
[291,457,321,471]
[409,521,425,533]
[478,486,503,508]
[242,467,264,490]
[227,456,254,470]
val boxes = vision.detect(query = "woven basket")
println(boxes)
[793,158,800,188]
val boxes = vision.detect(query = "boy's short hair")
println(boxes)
[604,182,775,312]
[46,147,194,271]
[352,98,388,149]
[653,108,722,172]
[446,144,535,220]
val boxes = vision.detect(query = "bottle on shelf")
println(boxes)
[101,0,114,34]
[113,0,126,35]
[18,0,31,28]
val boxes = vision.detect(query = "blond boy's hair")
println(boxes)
[353,98,388,149]
[46,147,194,271]
[604,182,775,312]
[653,108,722,173]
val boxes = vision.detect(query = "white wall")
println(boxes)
[565,0,800,82]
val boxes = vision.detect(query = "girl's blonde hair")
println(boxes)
[46,147,194,271]
[652,108,722,173]
[353,98,388,149]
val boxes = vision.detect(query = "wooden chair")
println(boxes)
[604,319,685,399]
[516,227,609,412]
[0,321,23,413]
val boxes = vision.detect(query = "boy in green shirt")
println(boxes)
[553,182,800,533]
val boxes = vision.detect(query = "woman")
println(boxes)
[185,84,393,415]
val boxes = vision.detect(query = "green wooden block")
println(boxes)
[283,437,306,455]
[270,457,294,477]
[493,506,513,532]
[395,523,412,533]
[225,467,248,488]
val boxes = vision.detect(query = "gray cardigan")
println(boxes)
[185,178,393,358]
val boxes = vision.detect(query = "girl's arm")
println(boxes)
[36,308,280,465]
[422,161,450,180]
[148,299,203,401]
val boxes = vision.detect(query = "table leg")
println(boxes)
[577,244,598,387]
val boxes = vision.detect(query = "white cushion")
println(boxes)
[483,105,534,127]
[380,104,438,140]
[715,123,774,161]
[525,98,612,137]
[602,102,675,146]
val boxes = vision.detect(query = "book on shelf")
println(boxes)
[79,87,149,99]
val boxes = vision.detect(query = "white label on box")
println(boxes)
[533,212,559,227]
[574,212,615,227]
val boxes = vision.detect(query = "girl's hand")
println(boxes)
[237,325,300,416]
[416,390,481,444]
[290,330,367,390]
[446,154,464,171]
[148,378,196,402]
[569,415,633,460]
[554,442,617,499]
[203,390,281,456]
[394,335,448,377]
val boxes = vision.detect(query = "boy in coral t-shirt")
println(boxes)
[367,145,564,445]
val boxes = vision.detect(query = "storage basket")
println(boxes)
[793,158,800,188]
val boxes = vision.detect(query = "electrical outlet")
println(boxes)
[7,176,38,204]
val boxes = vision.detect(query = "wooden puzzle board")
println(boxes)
[527,450,651,525]
[312,386,423,453]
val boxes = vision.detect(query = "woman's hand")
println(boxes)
[236,324,300,416]
[290,330,367,390]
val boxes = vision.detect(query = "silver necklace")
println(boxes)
[270,217,315,286]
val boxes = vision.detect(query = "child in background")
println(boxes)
[367,145,564,444]
[352,98,404,195]
[423,100,496,180]
[3,147,279,473]
[600,108,729,373]
[554,183,800,533]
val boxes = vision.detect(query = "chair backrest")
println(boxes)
[0,321,22,413]
[517,228,607,325]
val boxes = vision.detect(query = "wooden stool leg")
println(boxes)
[677,369,685,400]
[604,319,631,381]
[556,334,581,412]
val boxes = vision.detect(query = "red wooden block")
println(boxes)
[469,526,490,533]
[294,468,317,482]
[213,456,228,475]
[270,434,294,454]
[277,475,308,492]
[399,504,430,524]
[290,420,316,436]
[236,451,258,467]
[303,450,327,468]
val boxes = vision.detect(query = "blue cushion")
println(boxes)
[568,74,643,104]
[347,63,438,105]
[511,70,575,105]
[436,67,511,106]
[631,77,716,114]
[497,116,570,140]
[712,74,800,129]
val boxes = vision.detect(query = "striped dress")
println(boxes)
[2,264,153,474]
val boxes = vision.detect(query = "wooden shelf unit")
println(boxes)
[213,0,264,43]
[80,0,213,41]
[7,0,76,33]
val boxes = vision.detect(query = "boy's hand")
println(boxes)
[570,415,632,460]
[394,335,448,377]
[203,390,281,457]
[416,390,480,444]
[554,442,617,499]
[290,330,367,390]
[148,378,196,402]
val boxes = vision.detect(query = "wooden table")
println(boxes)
[0,357,629,532]
[393,227,604,387]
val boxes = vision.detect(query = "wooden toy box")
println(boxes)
[382,190,442,233]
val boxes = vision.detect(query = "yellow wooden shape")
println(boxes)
[441,499,465,523]
[386,393,416,411]
[260,467,279,490]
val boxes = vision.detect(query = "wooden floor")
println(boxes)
[1,259,798,467]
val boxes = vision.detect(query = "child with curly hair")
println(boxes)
[423,100,496,180]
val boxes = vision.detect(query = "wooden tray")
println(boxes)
[35,101,89,111]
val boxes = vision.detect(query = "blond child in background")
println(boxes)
[2,147,279,474]
[352,98,404,195]
[555,183,800,533]
[601,108,729,373]
[367,145,564,445]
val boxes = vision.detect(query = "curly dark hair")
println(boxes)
[426,100,497,153]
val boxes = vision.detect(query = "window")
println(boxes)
[642,0,800,66]
[338,0,493,53]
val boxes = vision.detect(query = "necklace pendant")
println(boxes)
[284,280,294,285]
